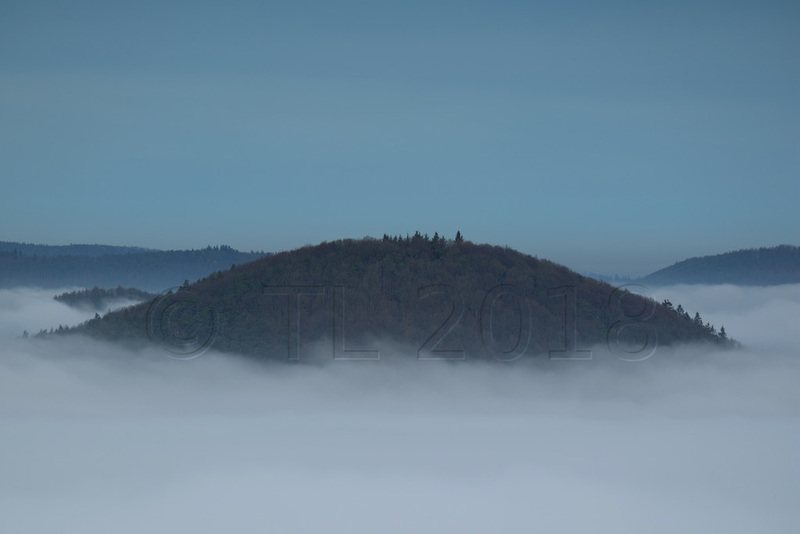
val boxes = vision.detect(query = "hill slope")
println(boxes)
[68,236,728,360]
[639,245,800,286]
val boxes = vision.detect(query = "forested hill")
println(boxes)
[0,244,269,291]
[54,287,156,311]
[69,234,731,360]
[639,245,800,286]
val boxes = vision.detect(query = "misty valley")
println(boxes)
[4,3,797,531]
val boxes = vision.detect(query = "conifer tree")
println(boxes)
[718,326,728,341]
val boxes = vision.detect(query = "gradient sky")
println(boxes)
[1,0,798,276]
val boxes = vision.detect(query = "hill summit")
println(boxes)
[70,234,729,360]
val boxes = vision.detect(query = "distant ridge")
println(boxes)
[0,243,270,291]
[639,245,800,286]
[0,241,153,257]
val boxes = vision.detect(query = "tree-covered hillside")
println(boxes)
[67,234,730,360]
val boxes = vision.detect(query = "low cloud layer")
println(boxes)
[1,286,798,533]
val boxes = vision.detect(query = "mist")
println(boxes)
[1,286,798,533]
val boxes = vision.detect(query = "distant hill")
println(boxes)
[64,234,731,360]
[0,244,270,291]
[639,245,800,286]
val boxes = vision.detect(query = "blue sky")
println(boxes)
[1,0,798,276]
